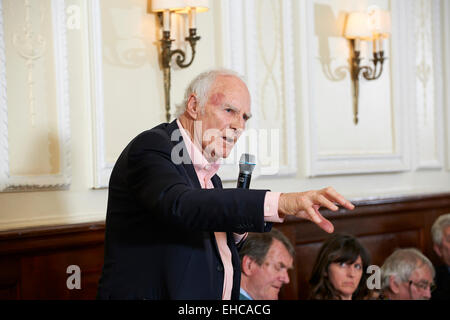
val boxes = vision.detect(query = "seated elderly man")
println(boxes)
[380,248,435,300]
[431,213,450,300]
[239,229,295,300]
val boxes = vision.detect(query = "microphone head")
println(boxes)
[239,153,256,174]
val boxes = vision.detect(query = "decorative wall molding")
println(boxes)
[87,0,111,189]
[302,0,411,177]
[0,0,8,191]
[0,0,71,192]
[218,0,297,181]
[431,0,445,170]
[413,0,444,170]
[444,0,450,171]
[276,0,297,177]
[12,0,47,128]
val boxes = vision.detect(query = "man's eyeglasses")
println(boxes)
[408,280,436,292]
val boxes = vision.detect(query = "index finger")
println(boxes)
[323,188,355,210]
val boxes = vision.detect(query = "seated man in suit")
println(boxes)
[239,228,295,300]
[97,68,355,300]
[380,248,435,300]
[431,213,450,300]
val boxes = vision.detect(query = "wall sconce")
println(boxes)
[151,0,209,122]
[344,9,391,124]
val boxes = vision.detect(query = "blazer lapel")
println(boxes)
[165,120,202,189]
[211,174,222,189]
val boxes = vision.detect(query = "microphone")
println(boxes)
[237,153,256,189]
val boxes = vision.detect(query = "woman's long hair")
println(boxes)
[308,233,371,300]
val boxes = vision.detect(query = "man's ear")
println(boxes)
[434,243,443,258]
[389,276,400,294]
[185,94,200,119]
[241,256,257,276]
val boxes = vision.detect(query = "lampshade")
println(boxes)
[369,9,391,38]
[345,12,372,40]
[151,0,187,12]
[175,0,209,13]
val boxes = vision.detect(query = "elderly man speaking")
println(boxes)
[97,69,355,300]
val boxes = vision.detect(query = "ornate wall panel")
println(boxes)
[413,0,444,170]
[302,0,410,176]
[218,0,297,181]
[0,0,71,191]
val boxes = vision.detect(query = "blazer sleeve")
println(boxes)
[126,130,269,234]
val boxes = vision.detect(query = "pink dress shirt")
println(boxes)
[176,120,283,300]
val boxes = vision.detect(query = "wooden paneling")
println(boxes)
[0,193,449,300]
[0,223,105,300]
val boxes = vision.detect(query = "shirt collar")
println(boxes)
[176,119,220,177]
[239,288,253,300]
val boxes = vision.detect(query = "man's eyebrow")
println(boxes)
[224,103,252,120]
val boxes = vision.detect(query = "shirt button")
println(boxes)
[217,264,224,272]
[205,164,211,170]
[265,206,270,212]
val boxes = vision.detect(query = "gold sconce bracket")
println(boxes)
[160,28,201,122]
[345,8,391,125]
[349,39,388,125]
[154,3,207,123]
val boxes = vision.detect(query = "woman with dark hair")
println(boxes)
[308,233,371,300]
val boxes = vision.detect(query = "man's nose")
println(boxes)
[231,114,245,130]
[423,288,432,300]
[280,270,290,284]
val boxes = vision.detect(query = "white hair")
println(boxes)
[380,248,435,290]
[174,68,247,118]
[431,213,450,246]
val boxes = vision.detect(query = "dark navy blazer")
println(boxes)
[97,120,271,300]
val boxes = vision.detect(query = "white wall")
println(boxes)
[0,0,449,231]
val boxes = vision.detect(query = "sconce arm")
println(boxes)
[170,29,201,69]
[159,27,202,122]
[360,65,376,80]
[362,51,387,80]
